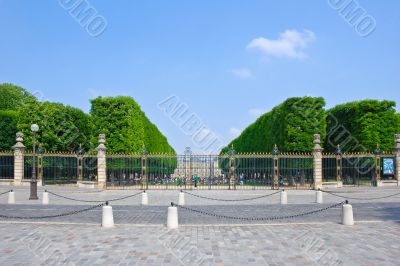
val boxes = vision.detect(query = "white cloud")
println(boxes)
[247,29,316,59]
[229,127,242,137]
[248,108,266,117]
[230,68,253,79]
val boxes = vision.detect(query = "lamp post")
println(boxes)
[29,124,39,200]
[37,145,44,186]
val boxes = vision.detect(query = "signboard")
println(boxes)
[382,158,395,175]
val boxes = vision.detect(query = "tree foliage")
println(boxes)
[0,83,36,111]
[222,97,327,153]
[17,100,91,152]
[0,110,18,150]
[90,96,175,154]
[0,83,37,150]
[326,100,400,152]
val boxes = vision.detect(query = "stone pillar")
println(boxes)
[184,147,192,189]
[335,145,343,188]
[393,134,400,183]
[373,145,382,187]
[229,156,235,190]
[375,153,381,182]
[273,144,279,190]
[228,145,236,190]
[313,134,323,189]
[12,132,25,186]
[141,145,148,190]
[96,134,107,189]
[38,154,43,185]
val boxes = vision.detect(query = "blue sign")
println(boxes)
[382,158,394,175]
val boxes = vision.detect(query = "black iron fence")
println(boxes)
[83,156,97,181]
[106,156,142,188]
[322,154,337,182]
[0,153,14,179]
[2,150,398,189]
[42,155,78,184]
[278,155,314,189]
[235,155,274,189]
[23,154,37,180]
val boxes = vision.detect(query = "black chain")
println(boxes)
[172,201,345,221]
[67,189,105,194]
[182,190,281,202]
[321,189,400,200]
[46,190,143,203]
[0,190,11,197]
[0,203,105,220]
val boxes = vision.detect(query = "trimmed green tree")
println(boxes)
[222,97,326,153]
[326,100,400,152]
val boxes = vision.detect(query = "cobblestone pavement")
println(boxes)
[1,186,400,265]
[0,222,399,265]
[0,202,399,225]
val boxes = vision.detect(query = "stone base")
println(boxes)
[96,181,106,189]
[77,181,96,189]
[12,180,43,187]
[322,181,343,189]
[376,180,398,187]
[0,179,14,186]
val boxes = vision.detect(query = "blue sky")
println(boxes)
[1,1,399,153]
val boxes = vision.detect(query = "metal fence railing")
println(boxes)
[235,155,274,190]
[2,150,398,189]
[322,154,337,183]
[82,156,97,182]
[42,155,78,184]
[278,154,314,189]
[106,155,142,189]
[0,152,14,179]
[23,154,37,180]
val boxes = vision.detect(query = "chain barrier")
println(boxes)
[171,201,345,221]
[182,190,281,202]
[46,190,143,203]
[0,203,105,220]
[320,189,400,201]
[68,190,105,194]
[0,190,11,197]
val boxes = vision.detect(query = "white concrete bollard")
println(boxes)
[167,204,179,229]
[315,190,323,204]
[280,190,287,205]
[141,191,148,205]
[178,191,185,206]
[342,201,354,226]
[42,191,49,205]
[102,202,114,228]
[8,190,15,204]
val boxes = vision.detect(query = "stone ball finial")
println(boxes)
[98,134,106,144]
[394,134,400,153]
[16,132,24,142]
[313,134,321,144]
[395,134,400,144]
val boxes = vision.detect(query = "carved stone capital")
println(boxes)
[12,132,25,150]
[312,134,323,152]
